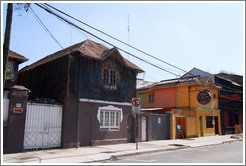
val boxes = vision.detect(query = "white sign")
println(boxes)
[16,103,22,108]
[132,98,141,113]
[158,117,161,124]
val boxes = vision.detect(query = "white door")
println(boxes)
[24,103,62,150]
[142,117,147,141]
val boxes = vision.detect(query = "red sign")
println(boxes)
[13,108,23,113]
[132,98,141,108]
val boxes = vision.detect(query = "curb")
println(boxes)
[108,146,190,162]
[90,139,243,163]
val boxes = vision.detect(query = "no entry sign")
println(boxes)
[132,98,141,113]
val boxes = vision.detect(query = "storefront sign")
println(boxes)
[197,90,211,105]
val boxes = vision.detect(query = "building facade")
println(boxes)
[137,76,221,139]
[182,67,243,134]
[18,40,143,148]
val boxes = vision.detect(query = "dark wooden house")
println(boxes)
[214,74,243,134]
[18,39,143,147]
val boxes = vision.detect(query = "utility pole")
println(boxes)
[3,3,13,87]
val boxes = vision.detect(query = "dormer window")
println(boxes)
[103,69,117,90]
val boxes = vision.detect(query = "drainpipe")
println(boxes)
[76,56,81,148]
[188,86,191,115]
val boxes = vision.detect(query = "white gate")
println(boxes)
[24,102,63,150]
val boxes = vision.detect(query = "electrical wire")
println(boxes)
[43,3,188,74]
[37,3,220,90]
[29,6,63,49]
[35,3,180,77]
[34,3,243,97]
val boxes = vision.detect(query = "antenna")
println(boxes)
[70,27,72,46]
[127,14,130,60]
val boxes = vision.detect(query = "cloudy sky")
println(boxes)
[2,1,244,82]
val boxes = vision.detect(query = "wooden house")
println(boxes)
[18,39,143,147]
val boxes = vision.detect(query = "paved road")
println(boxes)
[99,141,243,163]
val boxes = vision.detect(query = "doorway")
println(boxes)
[142,117,147,141]
[214,116,219,134]
[127,115,135,143]
[199,116,204,137]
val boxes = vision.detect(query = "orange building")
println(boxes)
[137,76,222,139]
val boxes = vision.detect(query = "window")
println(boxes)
[206,116,214,128]
[103,69,117,90]
[5,61,14,80]
[98,105,122,131]
[149,94,155,103]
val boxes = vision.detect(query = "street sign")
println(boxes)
[132,98,141,114]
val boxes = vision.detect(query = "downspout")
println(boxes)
[66,54,71,109]
[76,55,81,148]
[188,86,191,115]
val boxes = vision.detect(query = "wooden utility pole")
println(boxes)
[3,3,13,87]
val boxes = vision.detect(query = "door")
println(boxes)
[24,103,63,150]
[127,115,135,143]
[80,113,92,146]
[142,117,147,141]
[199,116,204,137]
[151,114,170,140]
[214,116,219,134]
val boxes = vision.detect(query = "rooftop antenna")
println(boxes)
[70,27,72,46]
[127,14,130,60]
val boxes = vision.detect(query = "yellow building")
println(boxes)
[137,76,222,139]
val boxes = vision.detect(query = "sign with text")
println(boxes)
[197,90,211,105]
[132,98,141,114]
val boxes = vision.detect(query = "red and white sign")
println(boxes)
[132,98,141,113]
[132,98,141,107]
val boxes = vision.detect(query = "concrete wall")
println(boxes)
[3,86,29,154]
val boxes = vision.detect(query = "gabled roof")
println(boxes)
[8,50,29,63]
[181,67,213,78]
[137,76,220,92]
[20,40,143,73]
[215,73,243,86]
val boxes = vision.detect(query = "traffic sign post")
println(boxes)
[132,98,141,150]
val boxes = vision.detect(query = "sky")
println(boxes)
[1,1,244,82]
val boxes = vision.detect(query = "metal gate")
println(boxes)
[24,101,62,150]
[151,114,170,140]
[127,115,135,143]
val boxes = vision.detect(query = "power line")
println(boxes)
[35,3,180,77]
[29,6,63,49]
[35,3,243,95]
[43,3,188,74]
[39,3,214,88]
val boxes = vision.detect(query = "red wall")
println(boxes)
[240,113,243,131]
[224,110,231,126]
[154,87,176,108]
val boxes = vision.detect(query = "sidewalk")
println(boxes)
[2,134,243,163]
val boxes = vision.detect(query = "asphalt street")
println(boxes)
[100,141,243,163]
